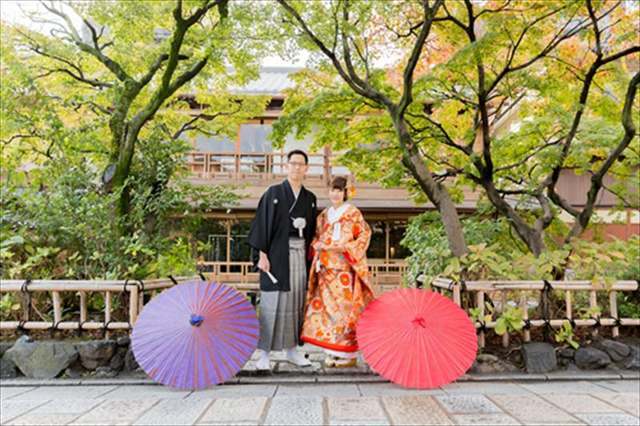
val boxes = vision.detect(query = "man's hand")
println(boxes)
[258,251,270,273]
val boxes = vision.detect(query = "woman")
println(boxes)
[301,176,375,367]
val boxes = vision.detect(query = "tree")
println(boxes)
[273,0,639,260]
[275,0,468,257]
[1,0,269,226]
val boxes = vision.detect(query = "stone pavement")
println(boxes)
[1,378,639,425]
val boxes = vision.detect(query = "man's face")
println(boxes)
[286,154,308,181]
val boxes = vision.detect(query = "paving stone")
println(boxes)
[134,397,212,425]
[12,385,116,400]
[0,387,36,400]
[275,361,321,373]
[329,420,389,426]
[100,384,190,400]
[31,398,102,414]
[276,383,360,397]
[435,394,502,414]
[198,397,267,424]
[595,380,640,393]
[7,413,79,425]
[1,400,48,424]
[520,380,614,395]
[327,397,387,423]
[358,383,444,396]
[382,395,454,425]
[188,384,276,399]
[317,375,385,383]
[442,382,531,395]
[538,393,620,414]
[263,396,324,425]
[574,413,640,425]
[238,375,315,384]
[70,399,159,425]
[592,392,640,417]
[488,394,581,424]
[451,413,522,425]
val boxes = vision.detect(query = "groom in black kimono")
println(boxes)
[248,149,318,370]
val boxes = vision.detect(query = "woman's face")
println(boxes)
[328,187,345,206]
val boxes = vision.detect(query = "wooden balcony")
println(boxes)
[198,259,408,295]
[186,151,333,185]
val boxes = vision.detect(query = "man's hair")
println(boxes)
[330,176,349,201]
[287,149,308,164]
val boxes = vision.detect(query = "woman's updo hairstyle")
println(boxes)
[330,176,349,201]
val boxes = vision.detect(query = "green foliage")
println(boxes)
[555,321,580,349]
[0,159,237,280]
[403,208,639,286]
[494,307,524,336]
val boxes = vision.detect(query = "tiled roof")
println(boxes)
[230,67,302,96]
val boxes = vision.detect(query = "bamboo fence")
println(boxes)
[431,278,640,348]
[0,276,195,338]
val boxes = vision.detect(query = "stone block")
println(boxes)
[575,347,611,369]
[597,339,631,362]
[522,342,557,373]
[5,337,78,379]
[76,340,116,370]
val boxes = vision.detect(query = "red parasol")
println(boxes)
[357,288,477,389]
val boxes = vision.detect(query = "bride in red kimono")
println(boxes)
[301,176,375,367]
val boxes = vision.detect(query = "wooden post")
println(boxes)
[589,289,599,337]
[79,292,87,325]
[52,291,62,330]
[129,285,139,326]
[452,283,461,307]
[565,290,572,320]
[609,291,619,338]
[501,291,509,348]
[104,291,112,339]
[476,291,485,348]
[520,294,530,342]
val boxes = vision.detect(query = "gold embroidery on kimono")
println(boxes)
[301,204,374,353]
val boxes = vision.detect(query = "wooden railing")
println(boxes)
[0,277,193,337]
[198,260,409,294]
[432,278,640,348]
[186,151,332,183]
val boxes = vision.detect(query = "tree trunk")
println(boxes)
[392,116,468,257]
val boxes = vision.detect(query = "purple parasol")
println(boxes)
[131,280,259,389]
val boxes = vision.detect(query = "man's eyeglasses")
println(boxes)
[288,162,307,168]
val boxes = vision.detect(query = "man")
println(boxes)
[248,149,317,370]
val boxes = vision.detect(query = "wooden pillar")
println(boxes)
[385,222,390,263]
[226,220,232,266]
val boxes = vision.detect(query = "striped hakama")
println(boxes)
[257,237,307,351]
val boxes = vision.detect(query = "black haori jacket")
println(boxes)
[248,180,317,291]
